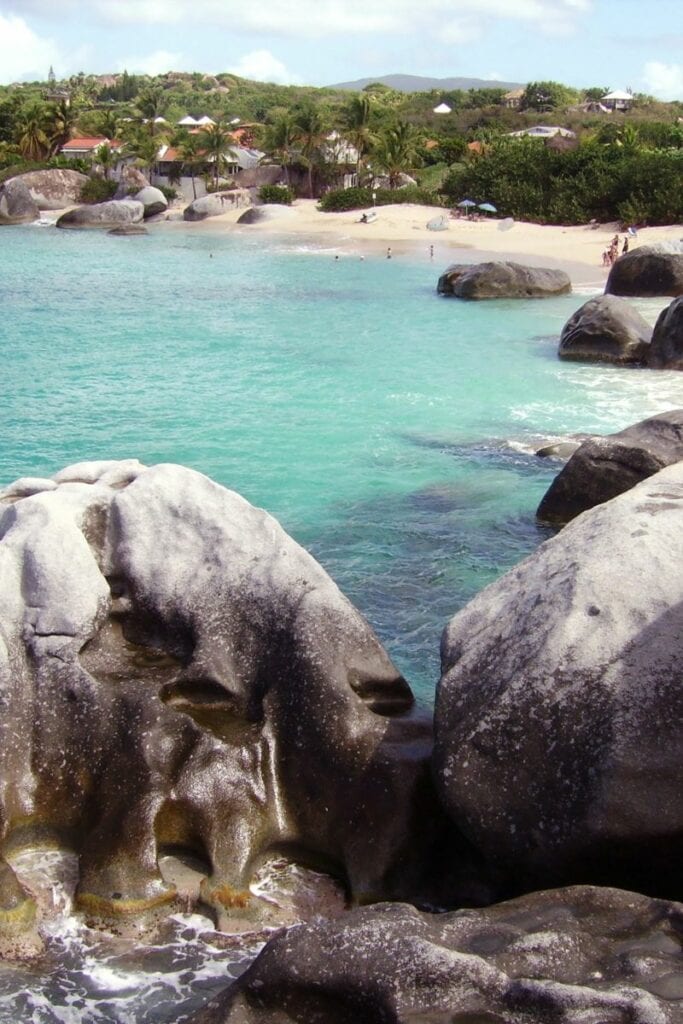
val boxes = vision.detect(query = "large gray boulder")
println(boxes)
[606,245,683,297]
[114,165,150,198]
[438,261,571,299]
[56,199,144,229]
[435,462,683,898]
[237,204,295,225]
[191,887,683,1024]
[0,460,454,954]
[558,294,652,364]
[10,168,89,210]
[133,185,168,218]
[184,191,250,221]
[0,179,39,225]
[648,297,683,370]
[537,409,683,525]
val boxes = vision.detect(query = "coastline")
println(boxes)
[156,198,683,289]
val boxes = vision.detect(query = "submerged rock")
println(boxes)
[0,460,454,948]
[648,297,683,370]
[0,179,39,225]
[438,261,571,299]
[537,409,683,525]
[605,246,683,297]
[190,886,683,1023]
[436,463,683,899]
[56,199,144,229]
[558,294,652,364]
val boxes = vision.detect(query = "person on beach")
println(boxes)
[622,237,629,254]
[386,247,392,259]
[602,249,610,266]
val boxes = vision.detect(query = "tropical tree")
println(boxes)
[293,103,329,197]
[200,120,238,190]
[123,130,161,181]
[263,111,296,185]
[96,109,121,141]
[341,95,376,183]
[14,102,51,160]
[135,85,168,136]
[372,121,423,188]
[175,130,205,199]
[521,81,576,112]
[92,142,116,180]
[46,98,80,156]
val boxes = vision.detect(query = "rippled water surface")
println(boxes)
[2,222,682,1020]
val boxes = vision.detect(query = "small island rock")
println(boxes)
[605,245,683,297]
[536,409,683,525]
[648,297,683,370]
[56,199,144,229]
[558,293,652,364]
[438,261,571,299]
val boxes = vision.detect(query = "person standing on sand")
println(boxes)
[622,237,629,254]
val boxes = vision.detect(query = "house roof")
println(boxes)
[504,88,525,100]
[603,90,633,101]
[433,102,452,114]
[62,137,121,152]
[508,126,576,139]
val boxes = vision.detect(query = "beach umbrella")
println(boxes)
[478,202,498,213]
[457,199,477,208]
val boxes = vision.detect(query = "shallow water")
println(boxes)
[2,223,682,1020]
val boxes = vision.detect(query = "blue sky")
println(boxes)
[1,0,682,99]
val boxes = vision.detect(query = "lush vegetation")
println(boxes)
[0,70,681,224]
[259,184,294,205]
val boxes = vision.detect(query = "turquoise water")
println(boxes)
[3,224,683,705]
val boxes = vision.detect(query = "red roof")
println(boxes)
[62,137,121,151]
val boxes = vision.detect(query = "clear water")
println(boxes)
[2,222,682,1021]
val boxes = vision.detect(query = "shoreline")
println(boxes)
[156,198,683,289]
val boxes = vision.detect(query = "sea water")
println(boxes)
[1,223,682,1021]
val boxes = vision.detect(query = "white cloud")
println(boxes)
[117,49,182,76]
[0,12,61,81]
[36,0,591,39]
[228,49,302,85]
[642,61,683,101]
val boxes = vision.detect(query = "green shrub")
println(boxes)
[157,184,178,201]
[79,177,118,203]
[319,185,444,212]
[259,184,293,205]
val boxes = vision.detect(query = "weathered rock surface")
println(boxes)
[10,168,89,210]
[606,246,683,298]
[436,463,683,899]
[133,185,168,218]
[438,261,571,299]
[108,224,148,236]
[537,410,683,525]
[0,179,39,225]
[237,204,295,225]
[114,165,150,198]
[183,191,250,221]
[648,298,683,370]
[0,460,459,953]
[190,887,683,1024]
[56,199,144,229]
[558,294,652,364]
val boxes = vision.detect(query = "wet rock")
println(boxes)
[237,205,295,225]
[56,199,144,229]
[438,261,571,299]
[8,168,89,210]
[648,298,683,370]
[605,245,683,298]
[0,460,454,944]
[436,463,683,898]
[133,186,168,218]
[190,886,683,1024]
[537,409,683,525]
[184,191,250,221]
[108,224,149,236]
[0,179,39,225]
[558,294,652,364]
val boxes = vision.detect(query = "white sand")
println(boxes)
[162,199,683,288]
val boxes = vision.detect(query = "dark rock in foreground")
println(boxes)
[0,460,459,954]
[237,205,295,225]
[558,294,652,364]
[605,245,683,297]
[438,261,571,299]
[190,886,683,1023]
[648,297,683,370]
[0,179,39,225]
[56,199,144,229]
[436,463,683,899]
[537,409,683,525]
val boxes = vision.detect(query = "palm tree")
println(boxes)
[293,104,329,198]
[372,122,423,189]
[342,95,376,183]
[46,98,80,156]
[176,131,205,199]
[263,112,296,186]
[93,142,116,180]
[136,85,168,137]
[200,121,237,191]
[96,109,121,142]
[123,130,160,182]
[14,102,51,161]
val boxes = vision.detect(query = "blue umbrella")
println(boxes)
[457,199,477,208]
[478,202,498,213]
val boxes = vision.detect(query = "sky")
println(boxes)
[0,0,682,100]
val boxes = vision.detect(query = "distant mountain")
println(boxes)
[328,74,523,93]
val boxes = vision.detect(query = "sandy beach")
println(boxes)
[162,198,683,289]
